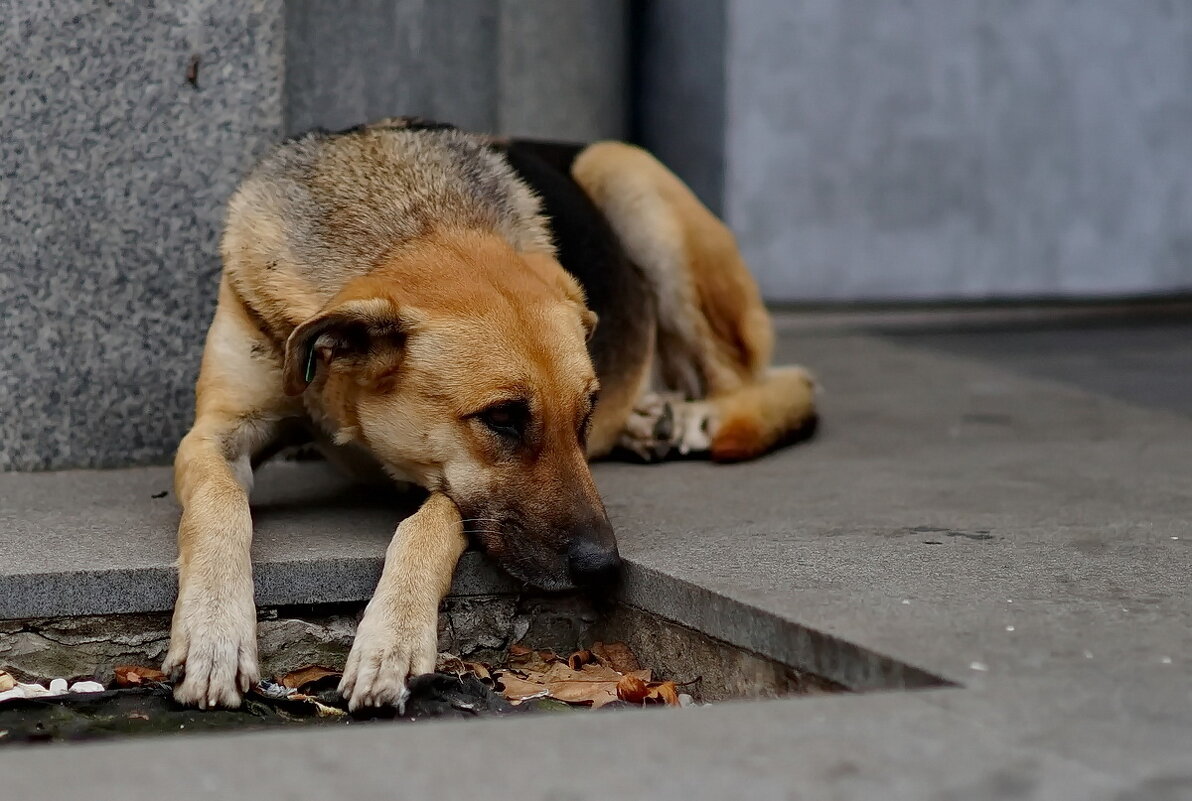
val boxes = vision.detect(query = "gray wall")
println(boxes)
[642,0,1192,302]
[286,0,627,140]
[1,1,627,471]
[1,0,285,472]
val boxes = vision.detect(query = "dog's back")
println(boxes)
[222,125,553,338]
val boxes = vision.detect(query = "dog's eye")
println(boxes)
[578,391,600,445]
[478,401,529,439]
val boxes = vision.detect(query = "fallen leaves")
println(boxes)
[494,642,682,709]
[113,665,167,687]
[278,665,339,691]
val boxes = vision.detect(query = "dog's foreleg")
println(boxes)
[339,492,466,711]
[164,414,275,708]
[164,280,289,708]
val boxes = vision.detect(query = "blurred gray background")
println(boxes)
[2,0,1191,470]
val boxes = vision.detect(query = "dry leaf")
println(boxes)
[127,711,150,721]
[546,680,620,708]
[114,665,167,687]
[646,680,681,706]
[591,641,641,674]
[0,671,14,693]
[437,654,466,675]
[567,649,595,670]
[496,672,550,704]
[616,674,649,703]
[464,662,492,682]
[312,700,347,717]
[507,647,560,674]
[279,665,340,690]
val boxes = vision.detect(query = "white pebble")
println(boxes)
[18,683,52,699]
[969,661,989,672]
[1005,625,1015,632]
[1172,536,1180,541]
[1083,650,1094,659]
[678,693,695,708]
[1161,657,1173,665]
[48,678,68,695]
[69,681,105,694]
[900,599,911,605]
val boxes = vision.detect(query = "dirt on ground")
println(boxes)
[0,642,693,746]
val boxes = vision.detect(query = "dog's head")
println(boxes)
[282,230,618,590]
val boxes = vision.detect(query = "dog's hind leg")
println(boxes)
[572,142,817,462]
[164,279,294,707]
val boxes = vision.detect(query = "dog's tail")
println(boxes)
[709,366,819,462]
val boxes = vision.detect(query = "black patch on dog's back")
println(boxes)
[496,140,655,382]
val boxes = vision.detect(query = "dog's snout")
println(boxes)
[568,539,621,586]
[567,527,621,587]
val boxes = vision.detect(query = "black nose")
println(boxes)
[567,537,621,587]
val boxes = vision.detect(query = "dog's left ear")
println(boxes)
[282,298,409,396]
[580,308,598,342]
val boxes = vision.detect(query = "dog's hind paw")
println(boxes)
[618,393,714,462]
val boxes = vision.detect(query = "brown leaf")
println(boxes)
[464,662,492,683]
[567,649,595,670]
[646,680,681,706]
[496,672,549,703]
[616,674,650,703]
[546,680,620,708]
[507,647,560,674]
[114,665,167,687]
[279,665,340,690]
[590,641,641,674]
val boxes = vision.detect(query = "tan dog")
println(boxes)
[165,119,816,710]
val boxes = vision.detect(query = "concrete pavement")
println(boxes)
[2,309,1190,800]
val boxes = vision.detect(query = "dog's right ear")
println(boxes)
[282,298,408,396]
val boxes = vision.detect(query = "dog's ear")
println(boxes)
[524,253,599,343]
[282,298,408,396]
[580,308,598,342]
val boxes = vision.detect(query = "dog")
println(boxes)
[164,118,817,710]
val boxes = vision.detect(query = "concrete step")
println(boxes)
[3,321,1192,798]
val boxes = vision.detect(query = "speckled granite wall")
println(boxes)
[1,1,628,471]
[0,1,285,471]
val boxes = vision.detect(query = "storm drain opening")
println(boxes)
[0,591,949,746]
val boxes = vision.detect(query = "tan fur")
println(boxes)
[572,142,815,461]
[169,126,814,710]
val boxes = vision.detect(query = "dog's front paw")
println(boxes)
[163,588,258,709]
[339,600,438,712]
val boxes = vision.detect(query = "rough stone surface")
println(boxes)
[0,0,285,471]
[285,0,627,139]
[4,314,1192,797]
[496,0,628,141]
